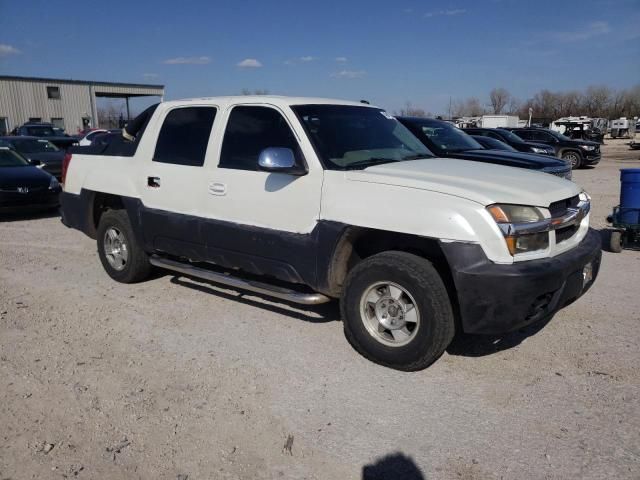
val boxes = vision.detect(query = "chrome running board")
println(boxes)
[150,255,331,305]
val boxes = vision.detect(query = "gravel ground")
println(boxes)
[1,139,639,480]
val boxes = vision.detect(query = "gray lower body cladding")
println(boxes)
[61,190,601,334]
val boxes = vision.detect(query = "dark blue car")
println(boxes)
[0,146,61,212]
[0,136,65,179]
[397,117,573,180]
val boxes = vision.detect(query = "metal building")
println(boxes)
[0,75,164,135]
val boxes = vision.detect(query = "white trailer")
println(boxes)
[609,118,636,139]
[479,115,519,128]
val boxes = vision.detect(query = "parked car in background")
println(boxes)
[0,136,64,179]
[551,117,607,143]
[0,146,61,212]
[506,127,601,169]
[11,122,78,150]
[397,117,572,179]
[78,129,108,146]
[463,127,556,156]
[87,131,121,148]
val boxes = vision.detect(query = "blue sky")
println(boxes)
[1,0,639,114]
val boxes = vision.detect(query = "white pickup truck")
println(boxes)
[60,96,601,370]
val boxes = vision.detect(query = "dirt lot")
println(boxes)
[1,139,639,480]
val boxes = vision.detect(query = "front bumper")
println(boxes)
[583,152,601,165]
[0,188,60,212]
[441,228,602,334]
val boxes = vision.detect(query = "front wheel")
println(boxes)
[97,209,152,283]
[341,251,455,371]
[562,151,582,169]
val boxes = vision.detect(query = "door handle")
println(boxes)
[208,182,227,196]
[148,176,161,188]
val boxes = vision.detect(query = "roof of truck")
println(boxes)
[163,96,378,108]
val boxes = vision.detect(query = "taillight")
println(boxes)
[61,152,72,185]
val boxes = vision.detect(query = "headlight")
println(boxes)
[49,176,60,190]
[488,204,545,223]
[505,232,549,255]
[487,204,548,255]
[580,145,595,151]
[531,147,547,154]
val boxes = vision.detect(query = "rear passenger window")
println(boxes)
[537,132,554,142]
[153,107,216,166]
[219,106,301,171]
[517,130,532,140]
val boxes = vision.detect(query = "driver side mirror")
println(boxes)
[258,147,307,176]
[28,158,42,166]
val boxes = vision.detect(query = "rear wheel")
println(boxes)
[97,209,151,283]
[562,151,582,169]
[341,251,455,371]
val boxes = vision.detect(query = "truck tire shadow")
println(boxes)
[362,452,425,480]
[168,275,341,324]
[446,316,554,357]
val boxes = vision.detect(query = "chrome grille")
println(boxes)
[549,195,580,218]
[556,224,579,243]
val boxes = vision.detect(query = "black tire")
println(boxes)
[341,251,455,371]
[97,209,151,283]
[609,231,623,253]
[562,150,582,169]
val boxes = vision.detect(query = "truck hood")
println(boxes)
[345,158,581,207]
[35,136,77,149]
[446,149,566,169]
[0,165,53,189]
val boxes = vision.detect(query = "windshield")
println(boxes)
[14,138,59,153]
[0,148,30,167]
[498,129,525,143]
[26,126,56,137]
[547,129,572,141]
[292,105,433,170]
[414,121,483,153]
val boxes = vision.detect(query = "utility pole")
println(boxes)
[448,96,452,120]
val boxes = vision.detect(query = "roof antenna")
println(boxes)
[360,99,370,104]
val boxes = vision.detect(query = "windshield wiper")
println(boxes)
[401,153,433,160]
[344,158,400,170]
